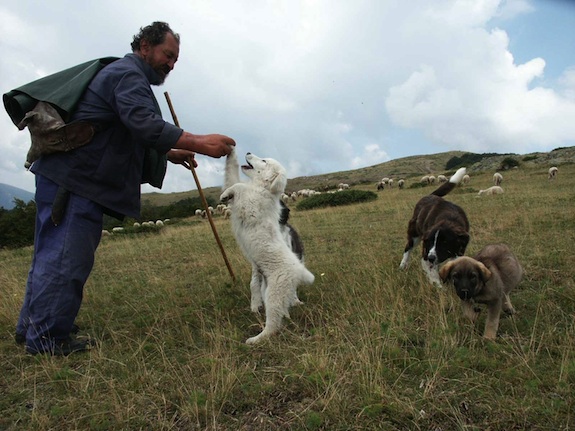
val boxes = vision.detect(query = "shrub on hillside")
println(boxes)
[499,157,520,170]
[141,196,212,221]
[0,198,36,249]
[445,152,500,170]
[296,190,377,210]
[408,182,427,189]
[102,196,217,231]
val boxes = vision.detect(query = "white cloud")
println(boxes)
[385,3,575,154]
[351,144,390,169]
[559,66,575,101]
[1,0,574,196]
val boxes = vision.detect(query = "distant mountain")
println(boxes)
[0,183,35,209]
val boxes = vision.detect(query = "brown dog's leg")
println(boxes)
[461,301,480,322]
[484,300,502,340]
[502,293,515,316]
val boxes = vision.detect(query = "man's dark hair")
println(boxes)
[131,21,180,52]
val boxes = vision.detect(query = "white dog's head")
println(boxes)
[241,152,287,195]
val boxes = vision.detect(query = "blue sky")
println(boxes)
[1,0,574,194]
[496,0,574,81]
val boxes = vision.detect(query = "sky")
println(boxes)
[1,0,574,195]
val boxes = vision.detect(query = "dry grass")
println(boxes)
[1,163,574,430]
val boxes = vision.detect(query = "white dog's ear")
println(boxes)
[269,172,287,195]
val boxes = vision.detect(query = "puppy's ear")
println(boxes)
[476,261,492,283]
[269,172,287,195]
[439,261,455,283]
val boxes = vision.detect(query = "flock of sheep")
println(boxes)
[101,166,559,238]
[102,219,171,236]
[376,166,559,197]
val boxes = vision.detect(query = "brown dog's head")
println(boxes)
[439,257,491,300]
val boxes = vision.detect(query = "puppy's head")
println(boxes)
[423,227,470,265]
[241,153,287,195]
[439,257,491,300]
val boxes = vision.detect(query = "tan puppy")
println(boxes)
[439,243,523,339]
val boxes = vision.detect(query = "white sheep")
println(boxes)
[297,189,319,197]
[477,186,504,196]
[493,172,503,186]
[428,175,436,184]
[461,174,470,185]
[195,209,202,216]
[548,166,558,180]
[398,179,405,189]
[387,179,394,188]
[437,175,447,183]
[420,175,430,185]
[338,183,350,189]
[112,227,124,233]
[155,220,164,227]
[133,222,141,228]
[101,230,111,237]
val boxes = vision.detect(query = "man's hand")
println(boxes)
[196,134,236,158]
[175,132,236,159]
[167,149,196,169]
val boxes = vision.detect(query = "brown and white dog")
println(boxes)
[439,243,523,339]
[399,167,469,285]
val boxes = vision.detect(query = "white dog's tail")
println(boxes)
[223,148,240,190]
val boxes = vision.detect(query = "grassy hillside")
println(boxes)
[142,147,574,208]
[0,156,574,430]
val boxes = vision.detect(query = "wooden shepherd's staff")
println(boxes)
[164,91,236,282]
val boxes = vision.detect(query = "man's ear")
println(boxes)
[139,39,151,56]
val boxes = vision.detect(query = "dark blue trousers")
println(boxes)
[17,174,104,353]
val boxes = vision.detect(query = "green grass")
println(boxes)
[1,163,574,430]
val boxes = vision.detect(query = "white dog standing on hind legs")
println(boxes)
[220,149,315,344]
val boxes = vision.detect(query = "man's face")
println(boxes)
[142,32,180,84]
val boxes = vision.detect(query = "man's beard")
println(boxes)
[153,65,171,85]
[148,62,171,85]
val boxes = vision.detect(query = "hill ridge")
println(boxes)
[142,147,574,207]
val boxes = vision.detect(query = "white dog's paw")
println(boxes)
[250,303,264,314]
[246,334,266,345]
[220,191,233,204]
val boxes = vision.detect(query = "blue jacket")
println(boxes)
[31,54,183,219]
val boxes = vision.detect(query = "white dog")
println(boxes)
[220,149,315,344]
